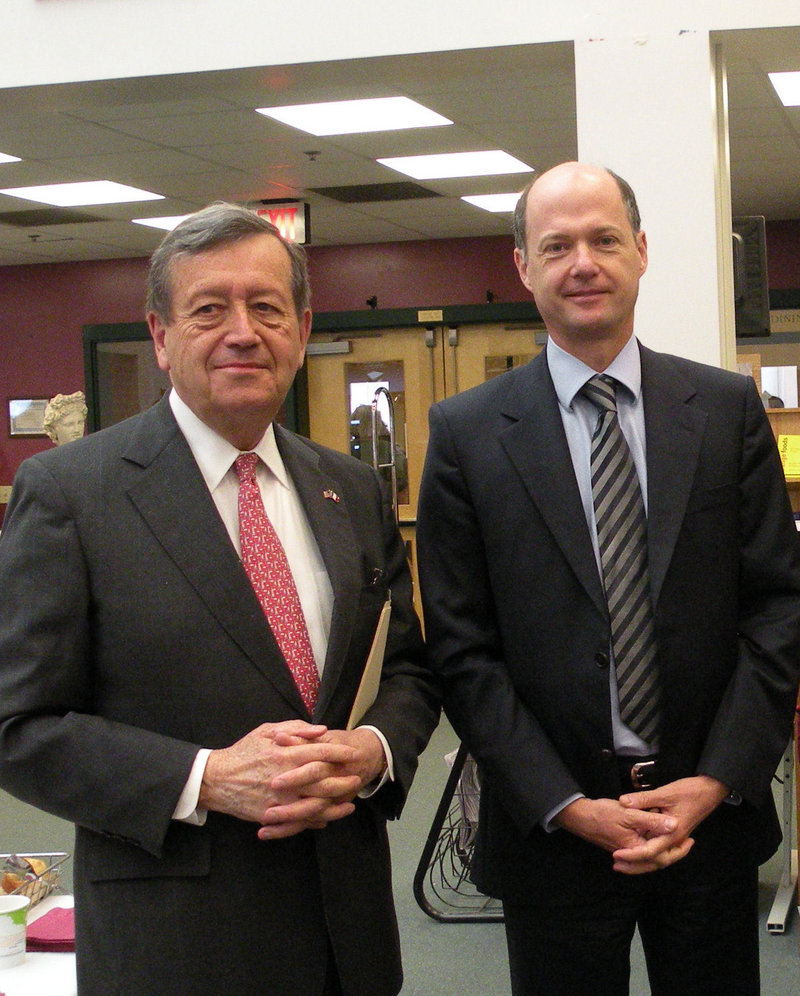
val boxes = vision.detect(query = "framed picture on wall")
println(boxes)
[8,398,49,437]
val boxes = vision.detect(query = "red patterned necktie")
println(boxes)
[234,452,320,713]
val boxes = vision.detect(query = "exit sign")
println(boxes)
[254,200,310,244]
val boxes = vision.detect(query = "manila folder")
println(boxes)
[346,599,391,729]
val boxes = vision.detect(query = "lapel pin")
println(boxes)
[323,489,340,503]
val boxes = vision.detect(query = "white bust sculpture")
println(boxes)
[43,391,88,446]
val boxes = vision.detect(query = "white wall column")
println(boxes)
[574,31,734,368]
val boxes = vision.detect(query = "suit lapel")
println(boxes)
[498,353,607,615]
[494,346,707,617]
[275,427,363,717]
[121,398,306,713]
[639,345,707,607]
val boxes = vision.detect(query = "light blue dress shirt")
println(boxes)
[547,334,653,757]
[542,335,654,829]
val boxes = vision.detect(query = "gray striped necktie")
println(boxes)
[581,374,660,748]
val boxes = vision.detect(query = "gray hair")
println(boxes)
[513,167,642,260]
[146,202,311,321]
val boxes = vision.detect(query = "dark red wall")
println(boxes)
[0,235,523,501]
[308,235,525,311]
[1,224,799,514]
[0,257,150,502]
[765,221,800,289]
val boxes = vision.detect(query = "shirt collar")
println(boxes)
[546,335,642,411]
[168,389,290,493]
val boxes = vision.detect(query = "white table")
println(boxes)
[0,895,76,996]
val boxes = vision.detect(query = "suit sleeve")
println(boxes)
[697,378,800,803]
[416,404,584,831]
[0,456,198,856]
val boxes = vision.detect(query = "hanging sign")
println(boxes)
[253,200,310,244]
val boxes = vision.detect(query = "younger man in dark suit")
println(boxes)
[0,203,439,995]
[417,162,800,994]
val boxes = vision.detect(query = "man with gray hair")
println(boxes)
[0,203,439,995]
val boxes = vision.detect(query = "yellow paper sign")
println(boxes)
[777,435,800,479]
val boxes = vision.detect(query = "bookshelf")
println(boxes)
[766,408,800,508]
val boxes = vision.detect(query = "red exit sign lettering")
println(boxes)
[255,201,309,244]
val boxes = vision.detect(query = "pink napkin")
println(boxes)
[26,906,75,951]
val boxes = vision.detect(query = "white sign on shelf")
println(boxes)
[769,309,800,334]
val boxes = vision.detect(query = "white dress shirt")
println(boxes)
[167,390,391,822]
[170,390,334,671]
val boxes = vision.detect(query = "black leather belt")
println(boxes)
[617,756,661,791]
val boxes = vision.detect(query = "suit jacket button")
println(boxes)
[594,651,610,669]
[600,748,614,759]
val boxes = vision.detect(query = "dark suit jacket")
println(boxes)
[0,395,439,995]
[416,343,800,905]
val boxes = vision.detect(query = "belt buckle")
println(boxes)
[630,759,657,791]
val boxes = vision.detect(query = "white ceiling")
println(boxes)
[0,27,797,266]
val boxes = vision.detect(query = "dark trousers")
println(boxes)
[503,817,761,996]
[323,969,343,996]
[324,939,344,996]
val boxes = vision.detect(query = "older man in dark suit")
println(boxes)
[0,203,439,995]
[416,162,800,995]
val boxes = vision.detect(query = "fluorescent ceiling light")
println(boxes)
[0,180,163,206]
[132,215,191,232]
[256,96,452,136]
[0,152,21,164]
[378,150,532,180]
[462,193,521,213]
[768,71,800,106]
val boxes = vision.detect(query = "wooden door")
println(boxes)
[306,321,544,617]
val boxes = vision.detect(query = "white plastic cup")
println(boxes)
[0,894,30,968]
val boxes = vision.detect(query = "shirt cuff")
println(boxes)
[173,749,212,824]
[542,793,584,833]
[356,725,394,797]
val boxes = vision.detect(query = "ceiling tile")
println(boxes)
[0,30,798,262]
